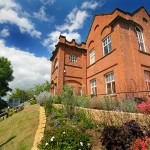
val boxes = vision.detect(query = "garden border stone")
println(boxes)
[31,106,46,150]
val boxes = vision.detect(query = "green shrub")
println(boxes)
[51,107,65,119]
[77,111,94,130]
[120,99,138,113]
[89,98,102,110]
[30,99,36,105]
[52,95,62,104]
[89,97,138,113]
[44,99,53,117]
[36,91,52,106]
[38,126,91,150]
[61,84,76,119]
[96,97,119,111]
[75,96,90,108]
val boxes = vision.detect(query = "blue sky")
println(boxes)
[0,0,150,91]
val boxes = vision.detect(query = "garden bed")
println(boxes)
[38,105,105,149]
[39,104,150,149]
[38,84,150,149]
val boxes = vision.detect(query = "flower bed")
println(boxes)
[38,106,94,149]
[39,85,150,149]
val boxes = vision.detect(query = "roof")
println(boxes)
[50,35,86,61]
[109,15,143,30]
[86,7,150,42]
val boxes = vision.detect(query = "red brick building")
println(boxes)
[50,7,150,97]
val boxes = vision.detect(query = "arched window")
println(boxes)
[136,27,145,52]
[90,49,95,65]
[54,58,58,69]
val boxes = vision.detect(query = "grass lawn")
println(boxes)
[0,104,40,150]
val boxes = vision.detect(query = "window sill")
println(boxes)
[105,93,117,97]
[139,50,150,56]
[103,48,116,58]
[87,48,116,69]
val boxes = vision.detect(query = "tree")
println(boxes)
[9,88,31,103]
[0,57,14,99]
[9,81,50,103]
[27,80,50,97]
[33,80,50,95]
[0,99,8,110]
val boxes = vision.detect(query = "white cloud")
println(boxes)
[0,39,50,90]
[81,1,101,10]
[42,0,104,51]
[40,0,56,5]
[61,32,81,43]
[43,31,61,49]
[56,7,89,32]
[0,0,20,10]
[43,31,81,51]
[1,28,10,37]
[33,6,55,23]
[0,0,41,38]
[43,7,88,51]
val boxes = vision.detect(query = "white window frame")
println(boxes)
[90,79,97,96]
[70,55,77,63]
[136,27,146,52]
[90,49,95,65]
[105,72,116,95]
[54,58,58,69]
[102,35,112,55]
[145,71,150,94]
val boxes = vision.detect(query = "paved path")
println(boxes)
[31,106,46,150]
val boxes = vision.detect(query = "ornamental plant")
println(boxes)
[61,84,76,119]
[38,126,91,150]
[131,136,150,150]
[36,91,52,106]
[136,99,150,114]
[101,120,144,150]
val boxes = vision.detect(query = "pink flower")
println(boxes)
[131,136,150,150]
[136,99,150,114]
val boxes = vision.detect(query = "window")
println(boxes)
[90,79,97,96]
[102,35,112,55]
[105,72,116,94]
[54,58,58,69]
[90,49,95,65]
[136,27,145,52]
[70,55,77,63]
[145,71,150,94]
[78,87,82,96]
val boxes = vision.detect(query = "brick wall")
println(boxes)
[86,7,150,97]
[50,7,150,97]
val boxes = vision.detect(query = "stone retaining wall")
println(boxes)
[53,104,150,126]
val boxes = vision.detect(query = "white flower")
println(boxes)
[50,136,55,141]
[80,142,83,146]
[87,143,90,146]
[45,142,48,146]
[63,132,65,134]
